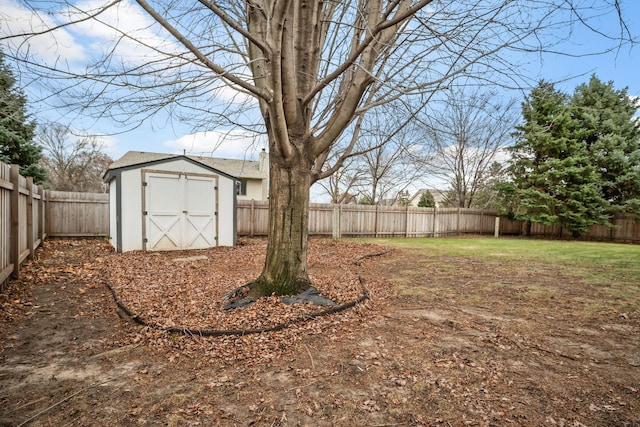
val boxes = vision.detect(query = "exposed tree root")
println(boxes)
[354,249,395,266]
[103,277,369,337]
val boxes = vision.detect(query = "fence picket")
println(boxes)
[235,201,640,242]
[1,165,46,285]
[46,191,109,237]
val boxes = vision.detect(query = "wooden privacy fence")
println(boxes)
[236,200,640,242]
[46,190,109,237]
[1,162,109,287]
[34,196,640,242]
[524,215,640,243]
[1,164,46,285]
[237,200,521,238]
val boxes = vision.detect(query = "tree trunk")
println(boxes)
[250,141,312,297]
[525,219,532,237]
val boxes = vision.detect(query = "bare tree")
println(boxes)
[317,152,365,204]
[39,123,113,192]
[418,88,518,208]
[1,0,633,295]
[355,121,424,205]
[319,99,426,205]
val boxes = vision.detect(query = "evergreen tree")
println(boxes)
[0,52,46,183]
[571,75,640,214]
[499,81,608,236]
[358,195,373,205]
[417,191,436,208]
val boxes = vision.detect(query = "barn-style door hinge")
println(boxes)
[143,211,148,216]
[142,181,148,186]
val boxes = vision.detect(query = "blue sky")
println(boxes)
[521,2,639,98]
[1,0,639,165]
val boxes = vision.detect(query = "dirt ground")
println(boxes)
[1,238,639,427]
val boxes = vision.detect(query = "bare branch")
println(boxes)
[134,0,270,101]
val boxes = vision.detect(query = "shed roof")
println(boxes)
[107,151,266,180]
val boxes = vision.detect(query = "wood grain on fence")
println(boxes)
[46,191,109,237]
[235,200,638,242]
[0,164,47,286]
[0,163,13,285]
[238,201,522,238]
[1,160,109,287]
[236,199,269,236]
[526,214,640,243]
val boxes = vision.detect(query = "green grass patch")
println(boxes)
[368,237,640,276]
[362,236,640,304]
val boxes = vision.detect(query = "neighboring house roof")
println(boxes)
[409,189,447,207]
[105,151,268,181]
[408,189,427,205]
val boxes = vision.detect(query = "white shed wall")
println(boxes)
[216,175,236,246]
[114,158,236,252]
[109,180,118,249]
[120,168,144,252]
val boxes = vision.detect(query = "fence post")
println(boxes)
[332,204,341,239]
[26,177,34,259]
[250,199,254,237]
[10,165,20,279]
[432,208,437,237]
[494,216,500,238]
[405,205,410,238]
[45,188,52,237]
[39,189,46,241]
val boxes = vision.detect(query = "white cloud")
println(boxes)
[0,0,87,63]
[163,130,267,160]
[2,0,257,104]
[68,0,181,64]
[95,133,120,156]
[2,0,261,147]
[71,0,153,38]
[64,127,121,157]
[213,84,255,105]
[1,0,182,69]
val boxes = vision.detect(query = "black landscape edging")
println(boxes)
[103,277,369,337]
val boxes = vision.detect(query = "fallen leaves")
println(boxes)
[0,237,394,363]
[1,274,35,333]
[96,238,395,363]
[3,237,640,426]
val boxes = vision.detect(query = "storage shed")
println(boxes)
[103,152,239,253]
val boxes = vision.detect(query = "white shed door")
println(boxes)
[144,171,218,251]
